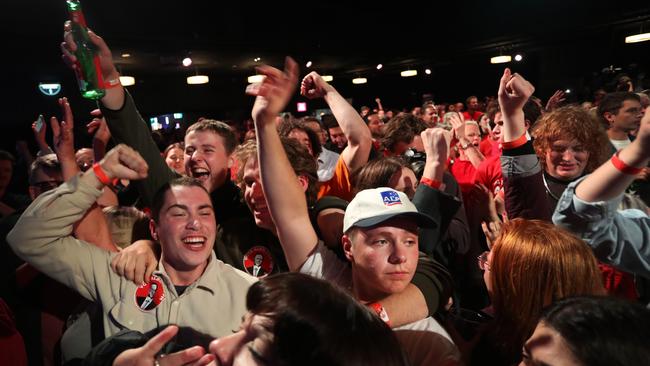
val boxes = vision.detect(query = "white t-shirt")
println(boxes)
[317,148,340,182]
[610,138,631,151]
[299,241,456,345]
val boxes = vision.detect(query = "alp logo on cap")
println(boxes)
[381,191,402,206]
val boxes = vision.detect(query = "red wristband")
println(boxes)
[611,151,643,175]
[92,163,118,186]
[368,302,391,326]
[103,78,122,89]
[420,177,442,189]
[501,133,528,150]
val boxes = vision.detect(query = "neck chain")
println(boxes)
[542,173,561,201]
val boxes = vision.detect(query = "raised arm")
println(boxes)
[450,112,485,168]
[301,72,372,173]
[497,69,551,220]
[247,58,318,271]
[552,107,650,276]
[499,68,533,142]
[61,23,174,207]
[7,145,148,300]
[575,106,650,202]
[50,97,117,251]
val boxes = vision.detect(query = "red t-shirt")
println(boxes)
[449,159,477,203]
[463,111,482,121]
[475,153,503,197]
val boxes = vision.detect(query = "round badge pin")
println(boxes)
[135,275,165,311]
[243,246,274,278]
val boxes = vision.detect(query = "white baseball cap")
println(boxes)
[343,187,436,233]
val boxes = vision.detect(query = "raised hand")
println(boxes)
[421,128,450,165]
[300,71,334,100]
[87,109,111,143]
[449,112,466,141]
[31,114,50,152]
[545,90,566,111]
[50,97,76,161]
[98,144,148,182]
[61,21,119,81]
[247,57,299,124]
[112,325,215,366]
[420,128,450,184]
[497,68,535,117]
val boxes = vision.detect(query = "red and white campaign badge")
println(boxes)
[135,275,165,311]
[243,246,274,278]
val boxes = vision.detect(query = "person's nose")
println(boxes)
[209,330,247,366]
[389,243,408,264]
[561,148,575,161]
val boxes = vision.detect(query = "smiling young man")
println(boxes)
[8,145,255,341]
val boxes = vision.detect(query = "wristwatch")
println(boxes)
[459,140,472,150]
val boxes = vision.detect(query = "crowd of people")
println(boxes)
[0,22,649,366]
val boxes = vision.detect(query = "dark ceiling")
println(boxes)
[1,0,650,148]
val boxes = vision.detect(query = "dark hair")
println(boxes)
[321,114,339,130]
[278,119,323,158]
[246,273,408,366]
[523,97,543,129]
[0,150,15,164]
[540,296,650,366]
[234,138,319,207]
[150,176,209,222]
[28,154,61,185]
[186,119,238,155]
[381,113,428,153]
[597,92,641,128]
[352,157,409,192]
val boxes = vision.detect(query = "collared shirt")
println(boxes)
[8,174,256,339]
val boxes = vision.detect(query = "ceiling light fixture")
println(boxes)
[187,75,209,85]
[119,76,135,86]
[121,53,131,58]
[425,69,432,75]
[247,75,265,84]
[352,77,367,85]
[400,70,417,77]
[625,32,650,43]
[514,54,523,61]
[182,57,193,67]
[376,64,383,70]
[322,75,333,82]
[306,61,313,68]
[490,55,512,64]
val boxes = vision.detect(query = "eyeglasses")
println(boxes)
[477,251,490,271]
[32,180,62,191]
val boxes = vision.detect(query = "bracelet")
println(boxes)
[420,177,442,189]
[92,163,118,186]
[103,78,121,89]
[501,133,528,150]
[368,302,391,326]
[611,151,643,175]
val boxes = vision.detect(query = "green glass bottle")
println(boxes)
[66,0,106,100]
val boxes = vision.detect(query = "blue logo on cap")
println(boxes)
[381,191,402,206]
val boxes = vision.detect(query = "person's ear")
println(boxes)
[297,175,309,192]
[603,111,615,125]
[149,219,158,241]
[342,234,354,263]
